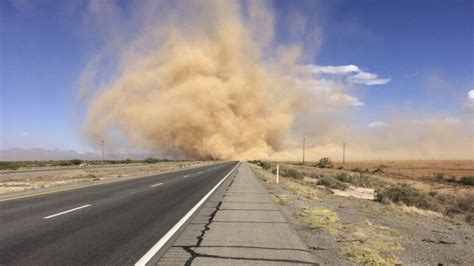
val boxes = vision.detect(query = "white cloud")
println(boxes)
[310,64,360,75]
[308,64,391,86]
[348,71,391,85]
[464,89,474,112]
[368,121,388,128]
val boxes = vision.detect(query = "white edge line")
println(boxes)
[183,175,189,178]
[43,204,91,219]
[135,161,241,266]
[151,183,163,188]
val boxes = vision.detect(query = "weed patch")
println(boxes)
[297,207,340,235]
[459,176,474,186]
[317,176,349,190]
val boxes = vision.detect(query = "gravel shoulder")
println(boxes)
[250,164,474,265]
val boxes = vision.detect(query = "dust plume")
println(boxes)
[81,0,300,159]
[80,1,473,160]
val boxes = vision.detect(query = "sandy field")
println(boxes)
[284,160,474,195]
[332,160,474,179]
[0,161,213,195]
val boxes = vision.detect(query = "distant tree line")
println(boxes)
[0,158,183,170]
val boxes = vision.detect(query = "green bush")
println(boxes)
[375,184,442,212]
[350,174,374,187]
[459,176,474,186]
[283,168,304,180]
[258,161,272,170]
[372,165,385,174]
[0,162,20,170]
[70,159,82,165]
[334,172,351,182]
[53,160,74,166]
[434,172,446,181]
[351,167,363,173]
[317,176,349,190]
[315,157,333,168]
[332,172,375,188]
[144,157,158,164]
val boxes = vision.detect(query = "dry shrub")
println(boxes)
[459,176,474,186]
[318,176,349,190]
[376,184,474,224]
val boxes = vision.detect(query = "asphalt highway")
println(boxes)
[0,161,239,265]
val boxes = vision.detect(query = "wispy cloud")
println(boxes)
[308,64,390,86]
[309,64,360,75]
[348,71,391,85]
[21,132,30,136]
[368,121,388,128]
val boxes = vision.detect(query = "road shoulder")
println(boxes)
[158,162,317,265]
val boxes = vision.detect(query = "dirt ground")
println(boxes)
[284,160,474,196]
[0,161,211,194]
[331,160,474,180]
[250,164,474,265]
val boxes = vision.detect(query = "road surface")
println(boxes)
[0,161,239,265]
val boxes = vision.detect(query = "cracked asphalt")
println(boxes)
[159,163,317,265]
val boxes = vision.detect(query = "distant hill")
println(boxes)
[0,148,158,161]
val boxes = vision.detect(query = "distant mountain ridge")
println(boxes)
[0,148,156,161]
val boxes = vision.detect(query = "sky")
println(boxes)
[0,0,473,158]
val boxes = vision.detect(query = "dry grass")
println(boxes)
[339,220,404,265]
[297,207,340,235]
[0,161,210,194]
[331,160,474,179]
[388,203,443,218]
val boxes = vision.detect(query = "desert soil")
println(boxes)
[0,161,212,194]
[250,164,474,265]
[284,160,474,196]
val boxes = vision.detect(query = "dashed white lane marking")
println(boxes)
[43,204,91,219]
[183,175,189,178]
[151,183,163,188]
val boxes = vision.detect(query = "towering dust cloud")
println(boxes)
[81,1,473,160]
[81,1,299,159]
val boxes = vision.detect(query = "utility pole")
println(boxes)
[101,140,104,165]
[302,137,306,165]
[343,143,346,165]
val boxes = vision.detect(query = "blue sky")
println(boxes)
[1,0,473,152]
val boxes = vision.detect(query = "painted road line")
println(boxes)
[135,162,241,266]
[151,183,163,188]
[183,175,189,178]
[43,204,91,219]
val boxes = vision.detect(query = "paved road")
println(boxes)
[0,161,239,265]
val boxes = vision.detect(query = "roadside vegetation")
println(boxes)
[249,162,406,264]
[0,158,182,170]
[376,184,474,224]
[249,159,474,225]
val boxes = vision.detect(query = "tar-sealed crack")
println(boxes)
[182,201,222,265]
[180,171,236,265]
